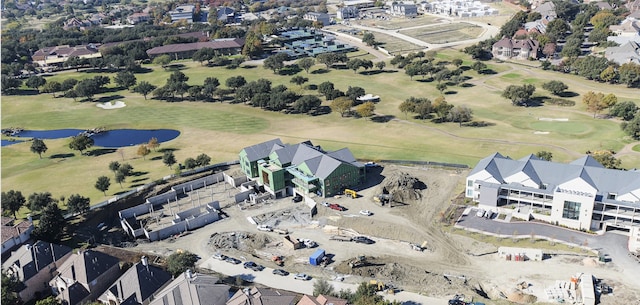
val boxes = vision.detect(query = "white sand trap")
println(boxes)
[97,101,126,109]
[534,131,550,135]
[538,118,568,121]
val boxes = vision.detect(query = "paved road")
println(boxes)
[456,209,640,279]
[200,257,448,305]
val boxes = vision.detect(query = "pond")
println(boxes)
[2,129,180,148]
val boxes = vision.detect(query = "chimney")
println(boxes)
[141,256,149,272]
[186,269,193,279]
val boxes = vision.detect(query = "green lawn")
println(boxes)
[3,50,640,213]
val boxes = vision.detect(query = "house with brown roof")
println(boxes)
[1,217,33,255]
[98,257,171,305]
[492,37,540,60]
[145,38,244,60]
[2,241,72,302]
[31,44,102,68]
[297,294,349,305]
[127,12,150,24]
[227,287,297,305]
[149,271,229,305]
[50,250,121,305]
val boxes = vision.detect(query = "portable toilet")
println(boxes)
[309,248,325,266]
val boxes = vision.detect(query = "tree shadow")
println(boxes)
[463,121,496,127]
[416,78,434,83]
[310,105,331,116]
[311,69,329,74]
[88,148,117,156]
[361,70,383,75]
[166,64,186,71]
[158,148,179,153]
[527,96,548,107]
[130,183,145,188]
[370,115,395,123]
[131,171,148,177]
[305,84,318,90]
[132,67,154,74]
[444,90,457,95]
[113,190,129,196]
[241,65,257,69]
[479,69,497,75]
[460,83,475,88]
[558,91,579,98]
[382,69,398,74]
[12,89,40,96]
[96,95,125,103]
[150,156,162,161]
[460,66,472,71]
[50,153,75,159]
[333,64,348,70]
[131,177,149,183]
[413,113,434,120]
[278,64,302,75]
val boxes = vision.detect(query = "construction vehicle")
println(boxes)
[344,189,357,199]
[349,255,367,268]
[272,255,284,266]
[410,241,429,252]
[330,235,353,242]
[373,194,391,206]
[273,228,289,235]
[369,280,386,291]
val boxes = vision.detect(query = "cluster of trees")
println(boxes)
[582,91,617,118]
[183,153,212,170]
[108,161,136,188]
[614,102,640,139]
[398,96,473,126]
[501,84,536,106]
[151,72,222,101]
[313,279,401,305]
[1,190,68,243]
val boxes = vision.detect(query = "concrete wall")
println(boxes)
[147,190,177,206]
[498,246,543,261]
[186,211,220,230]
[235,189,255,203]
[172,173,225,194]
[145,221,187,241]
[207,201,220,210]
[224,172,247,187]
[240,180,257,192]
[176,206,204,221]
[119,203,152,219]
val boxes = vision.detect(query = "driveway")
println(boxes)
[456,209,640,277]
[200,257,448,305]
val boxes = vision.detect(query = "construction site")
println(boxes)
[126,164,640,305]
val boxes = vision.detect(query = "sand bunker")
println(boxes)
[533,131,550,134]
[538,118,568,121]
[97,101,126,109]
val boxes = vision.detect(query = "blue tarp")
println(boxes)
[309,248,325,265]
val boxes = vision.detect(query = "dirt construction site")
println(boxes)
[127,164,640,304]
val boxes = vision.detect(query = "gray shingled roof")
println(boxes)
[149,272,229,305]
[146,38,245,56]
[100,262,171,305]
[242,138,284,162]
[2,241,71,282]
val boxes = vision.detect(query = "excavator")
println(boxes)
[344,189,357,199]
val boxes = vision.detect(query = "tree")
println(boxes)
[610,101,638,121]
[192,47,216,65]
[583,91,615,118]
[115,171,126,188]
[355,102,376,117]
[502,84,536,106]
[30,138,48,158]
[623,114,640,139]
[132,81,157,100]
[196,153,211,167]
[95,176,111,195]
[293,95,321,113]
[535,151,553,161]
[290,75,309,87]
[317,53,347,69]
[67,194,90,215]
[153,55,171,69]
[433,97,453,119]
[362,32,376,46]
[137,145,151,160]
[74,79,99,100]
[399,100,416,119]
[109,161,121,174]
[148,137,160,152]
[184,158,198,169]
[471,61,487,73]
[619,63,640,88]
[318,81,335,98]
[118,163,134,176]
[35,296,62,305]
[375,61,386,71]
[599,66,618,83]
[1,75,22,94]
[589,150,621,169]
[263,53,289,73]
[542,81,568,96]
[436,83,447,94]
[331,97,354,117]
[313,278,335,297]
[163,151,177,169]
[166,251,198,277]
[452,58,463,67]
[297,57,315,73]
[602,93,618,111]
[2,272,20,305]
[28,192,55,212]
[26,75,46,92]
[61,78,78,92]
[447,105,473,126]
[114,71,137,89]
[41,80,62,97]
[68,134,94,155]
[404,63,421,80]
[545,18,570,41]
[574,56,610,80]
[226,76,246,91]
[1,190,25,218]
[202,77,220,100]
[32,203,65,243]
[346,86,365,102]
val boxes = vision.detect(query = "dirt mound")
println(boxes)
[582,257,598,267]
[208,231,272,252]
[377,171,425,204]
[507,290,537,303]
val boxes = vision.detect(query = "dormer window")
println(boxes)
[607,193,616,200]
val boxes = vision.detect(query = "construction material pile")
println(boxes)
[377,171,425,204]
[208,231,272,252]
[507,290,537,304]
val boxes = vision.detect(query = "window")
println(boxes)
[466,189,473,196]
[607,193,617,200]
[562,201,581,220]
[467,180,473,187]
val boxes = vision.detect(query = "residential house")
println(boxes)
[605,40,640,64]
[216,6,238,23]
[168,4,195,23]
[524,16,553,34]
[492,37,540,60]
[50,250,121,305]
[239,139,366,198]
[31,44,102,68]
[466,152,640,236]
[145,38,245,60]
[277,28,356,58]
[627,0,640,13]
[607,18,640,45]
[2,241,72,302]
[390,4,418,17]
[148,271,229,305]
[127,12,150,24]
[63,17,94,31]
[304,12,331,26]
[342,0,375,9]
[337,6,359,20]
[1,217,34,255]
[98,257,171,305]
[297,294,349,305]
[534,1,557,20]
[227,287,297,305]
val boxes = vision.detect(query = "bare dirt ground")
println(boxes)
[126,164,640,304]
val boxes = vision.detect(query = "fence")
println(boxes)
[378,159,469,169]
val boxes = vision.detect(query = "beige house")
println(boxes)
[492,37,539,60]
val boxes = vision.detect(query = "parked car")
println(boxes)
[329,203,346,211]
[272,269,289,276]
[353,236,375,244]
[243,261,264,271]
[212,253,227,260]
[476,209,485,217]
[294,273,311,280]
[321,201,330,207]
[302,239,317,248]
[359,210,372,216]
[257,224,273,232]
[292,194,303,202]
[224,257,241,264]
